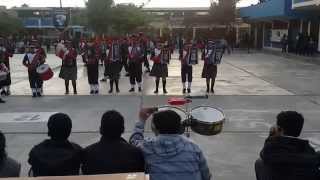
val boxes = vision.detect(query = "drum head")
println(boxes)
[157,106,187,121]
[37,64,49,73]
[191,106,225,124]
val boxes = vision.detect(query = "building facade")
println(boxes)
[240,0,320,52]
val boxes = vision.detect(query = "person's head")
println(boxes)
[47,113,72,141]
[276,111,304,137]
[152,110,181,135]
[0,131,7,163]
[100,110,124,140]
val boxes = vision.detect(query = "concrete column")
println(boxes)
[271,21,274,48]
[254,24,258,48]
[236,25,239,45]
[318,24,320,52]
[308,21,311,35]
[192,27,197,40]
[262,23,265,49]
[300,19,303,33]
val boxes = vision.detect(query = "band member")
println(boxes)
[100,39,110,82]
[59,41,78,95]
[138,33,150,73]
[128,37,144,92]
[150,42,169,94]
[106,39,122,93]
[83,42,100,94]
[120,38,129,76]
[0,63,9,103]
[23,45,45,97]
[202,40,224,94]
[180,41,198,94]
[0,41,13,96]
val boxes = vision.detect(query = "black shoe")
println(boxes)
[0,99,5,103]
[37,92,42,97]
[74,91,78,95]
[125,73,130,77]
[32,93,37,97]
[100,78,107,82]
[65,91,69,95]
[95,90,99,94]
[90,90,94,94]
[108,89,113,94]
[116,88,120,93]
[211,89,215,94]
[187,89,191,93]
[163,89,168,94]
[138,87,142,92]
[145,69,150,73]
[129,88,135,92]
[183,88,186,94]
[154,89,158,94]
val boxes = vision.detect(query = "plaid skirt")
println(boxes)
[59,66,77,80]
[202,64,217,79]
[150,64,168,78]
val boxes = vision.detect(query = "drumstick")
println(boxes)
[185,95,209,99]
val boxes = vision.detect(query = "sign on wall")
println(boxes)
[53,8,70,29]
[271,29,288,42]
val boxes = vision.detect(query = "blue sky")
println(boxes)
[0,0,259,8]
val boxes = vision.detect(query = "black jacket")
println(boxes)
[260,136,320,180]
[82,137,145,175]
[28,139,82,177]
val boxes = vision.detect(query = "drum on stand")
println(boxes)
[36,64,54,81]
[190,106,225,136]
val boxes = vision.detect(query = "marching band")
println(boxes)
[0,34,225,101]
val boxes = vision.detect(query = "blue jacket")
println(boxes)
[130,121,212,180]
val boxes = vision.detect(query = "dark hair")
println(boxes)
[0,131,6,165]
[152,110,181,134]
[277,111,304,137]
[100,110,124,139]
[47,113,72,141]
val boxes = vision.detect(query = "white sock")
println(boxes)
[188,82,192,89]
[32,88,37,93]
[95,84,99,91]
[182,83,186,89]
[138,83,142,88]
[90,84,93,91]
[131,84,135,89]
[37,88,42,93]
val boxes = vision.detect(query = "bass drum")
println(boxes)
[191,106,225,136]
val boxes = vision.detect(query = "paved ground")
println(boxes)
[1,52,320,179]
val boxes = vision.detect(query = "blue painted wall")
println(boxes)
[239,0,315,20]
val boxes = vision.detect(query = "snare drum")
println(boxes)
[191,106,225,136]
[36,64,54,81]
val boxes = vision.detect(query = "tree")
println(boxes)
[86,0,113,35]
[111,4,150,35]
[0,12,23,36]
[209,0,238,25]
[71,9,88,27]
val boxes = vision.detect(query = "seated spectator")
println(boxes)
[255,111,320,180]
[0,131,20,177]
[82,110,145,175]
[130,108,211,180]
[28,113,82,177]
